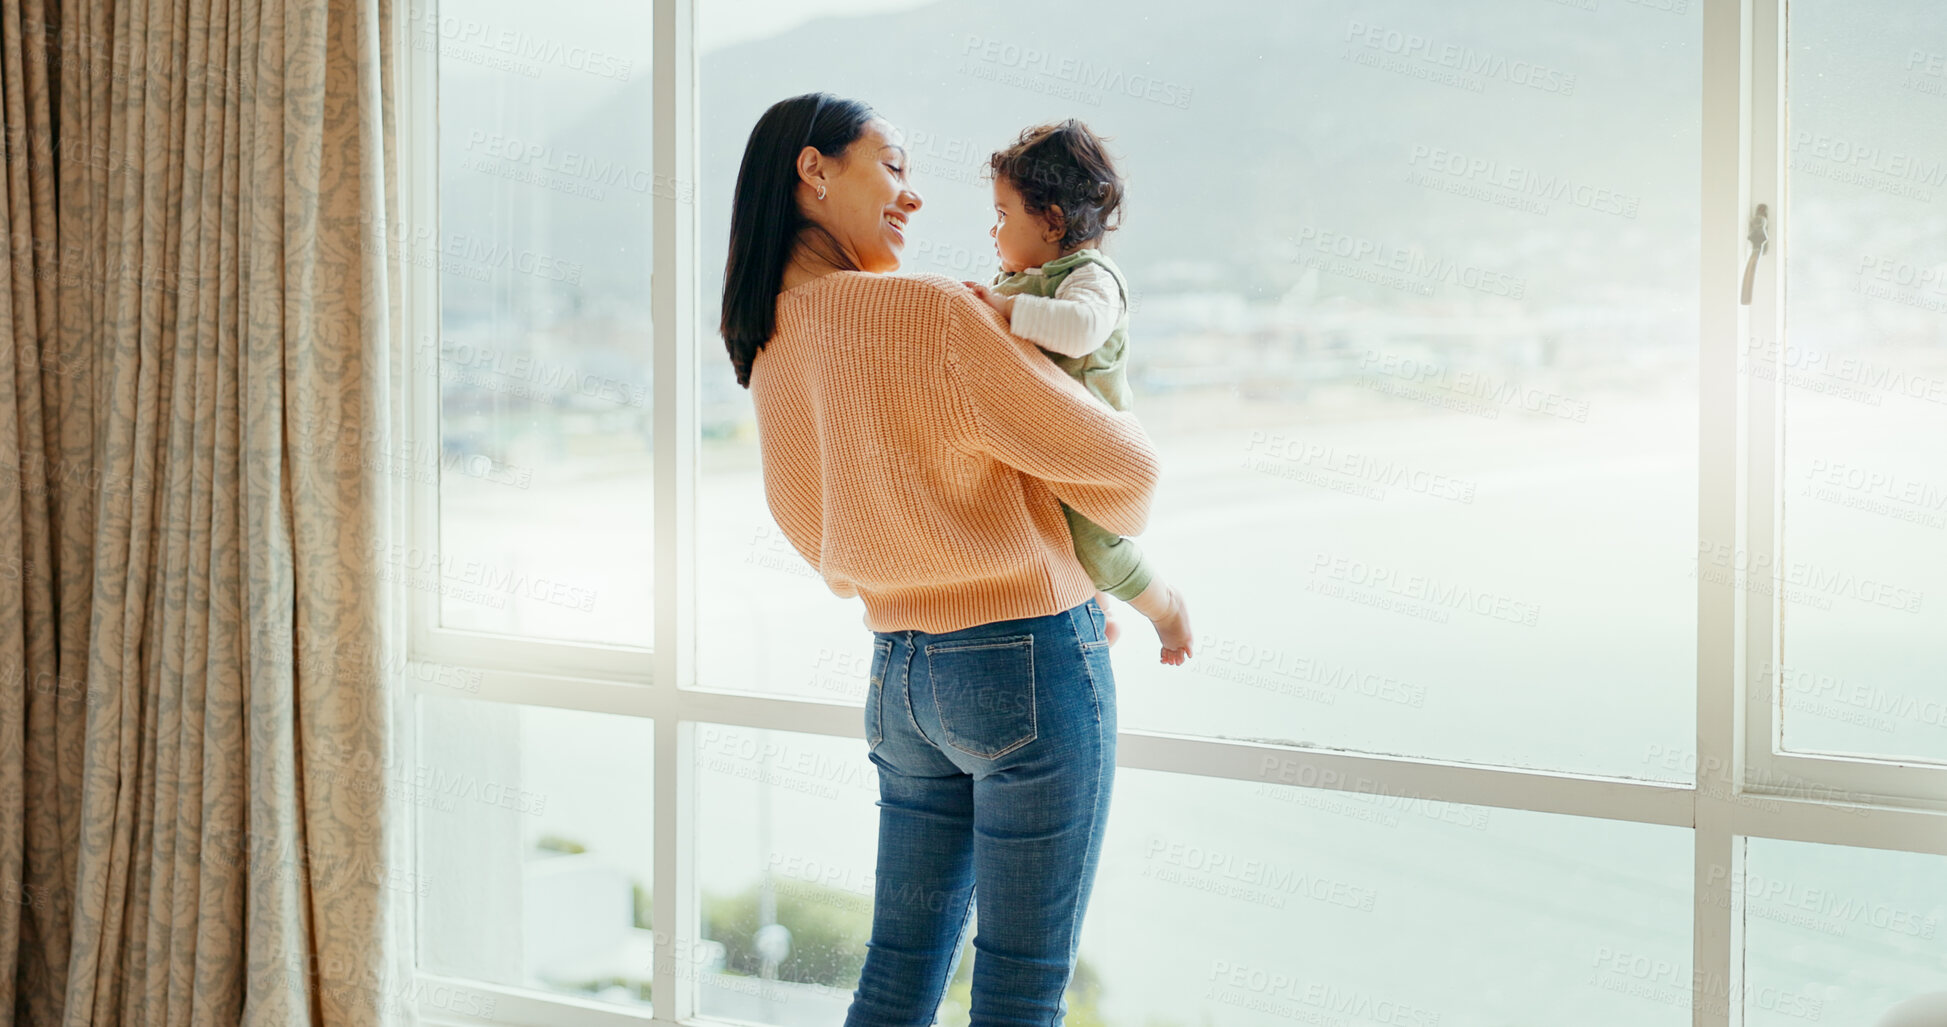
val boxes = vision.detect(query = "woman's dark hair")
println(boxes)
[986,119,1125,251]
[721,92,878,388]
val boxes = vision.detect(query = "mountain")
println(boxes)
[435,0,1709,403]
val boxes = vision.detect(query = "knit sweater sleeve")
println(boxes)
[941,286,1160,537]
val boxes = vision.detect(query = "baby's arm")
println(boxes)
[1006,261,1123,358]
[966,262,1123,358]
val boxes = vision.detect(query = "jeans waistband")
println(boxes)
[874,596,1095,645]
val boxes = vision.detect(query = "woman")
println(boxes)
[721,92,1161,1025]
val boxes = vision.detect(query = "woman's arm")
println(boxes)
[1007,261,1124,358]
[942,287,1160,537]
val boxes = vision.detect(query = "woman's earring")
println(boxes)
[816,185,827,200]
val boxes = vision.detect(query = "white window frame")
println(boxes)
[393,2,1947,1025]
[1737,1,1947,819]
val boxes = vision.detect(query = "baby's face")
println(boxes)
[990,179,1062,274]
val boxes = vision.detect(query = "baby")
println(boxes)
[964,120,1193,665]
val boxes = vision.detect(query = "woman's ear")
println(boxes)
[797,144,827,196]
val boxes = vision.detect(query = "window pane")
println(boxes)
[1743,838,1947,1026]
[1775,0,1947,765]
[416,696,655,1013]
[697,1,1698,778]
[692,726,886,1022]
[697,725,1693,1026]
[433,0,654,646]
[1099,770,1692,1026]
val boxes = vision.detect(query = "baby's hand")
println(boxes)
[962,281,1017,320]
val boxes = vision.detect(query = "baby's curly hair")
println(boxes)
[986,119,1124,250]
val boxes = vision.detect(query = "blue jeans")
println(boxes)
[844,597,1117,1027]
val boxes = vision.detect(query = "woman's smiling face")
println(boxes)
[801,118,923,273]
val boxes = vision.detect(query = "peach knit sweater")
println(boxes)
[748,270,1162,634]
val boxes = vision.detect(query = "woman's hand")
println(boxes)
[963,281,1017,320]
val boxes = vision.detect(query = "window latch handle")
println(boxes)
[1740,202,1770,305]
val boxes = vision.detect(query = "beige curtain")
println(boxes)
[1,0,409,1023]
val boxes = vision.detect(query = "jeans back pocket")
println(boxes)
[866,638,894,750]
[925,635,1037,759]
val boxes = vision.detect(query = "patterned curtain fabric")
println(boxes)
[1,0,409,1023]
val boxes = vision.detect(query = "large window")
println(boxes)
[394,2,1947,1026]
[695,0,1701,781]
